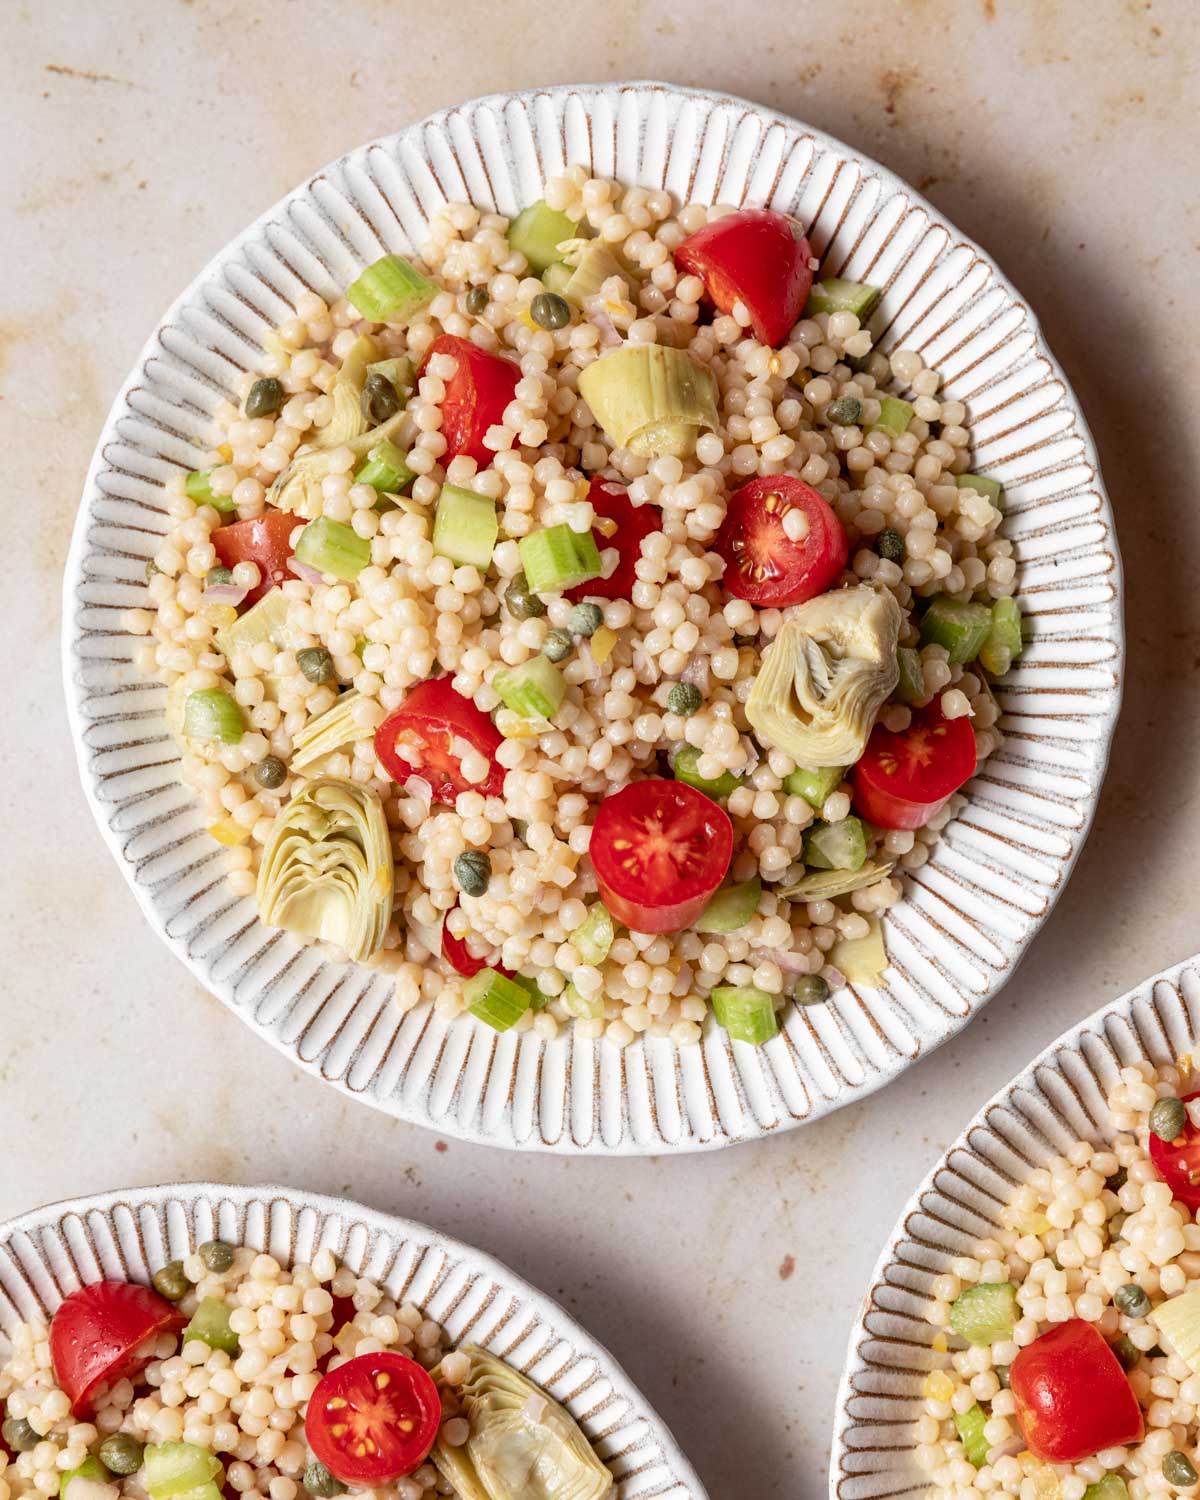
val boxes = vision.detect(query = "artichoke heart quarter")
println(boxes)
[577,344,717,460]
[256,777,392,963]
[747,585,902,767]
[432,1345,614,1500]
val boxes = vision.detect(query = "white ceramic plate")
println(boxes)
[831,954,1200,1500]
[0,1182,705,1500]
[62,81,1122,1153]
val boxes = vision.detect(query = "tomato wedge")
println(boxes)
[715,476,847,608]
[212,510,299,607]
[441,914,513,979]
[590,779,732,934]
[419,334,520,468]
[50,1281,183,1416]
[675,207,814,348]
[305,1351,441,1484]
[1010,1320,1143,1464]
[375,678,504,803]
[853,703,977,831]
[1149,1089,1200,1209]
[566,478,662,603]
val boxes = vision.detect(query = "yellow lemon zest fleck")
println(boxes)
[931,1332,948,1354]
[922,1370,954,1403]
[207,819,250,847]
[217,443,234,462]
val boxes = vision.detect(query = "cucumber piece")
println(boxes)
[831,917,887,985]
[894,645,927,705]
[978,596,1023,679]
[518,524,602,593]
[871,397,913,439]
[185,467,235,514]
[572,904,615,965]
[511,973,550,1012]
[804,817,868,872]
[542,262,573,295]
[183,1297,239,1355]
[953,1404,989,1468]
[1083,1478,1130,1500]
[432,485,498,570]
[711,985,778,1046]
[507,200,579,275]
[355,438,414,494]
[806,278,881,320]
[294,516,371,581]
[143,1443,224,1499]
[783,764,847,808]
[347,254,436,324]
[183,689,244,745]
[672,745,743,800]
[949,1283,1019,1347]
[695,878,761,934]
[494,656,567,719]
[560,981,605,1021]
[919,597,994,664]
[957,472,1005,513]
[464,968,531,1032]
[61,1458,110,1496]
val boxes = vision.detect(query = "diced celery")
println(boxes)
[806,278,881,319]
[183,1297,239,1355]
[355,438,414,494]
[507,200,579,274]
[432,485,498,569]
[464,968,531,1032]
[983,597,1023,675]
[493,656,566,719]
[185,467,235,514]
[518,524,602,593]
[957,472,1005,512]
[949,1283,1019,1347]
[695,879,761,934]
[953,1405,989,1468]
[831,917,887,985]
[895,645,927,705]
[541,262,573,295]
[804,818,868,872]
[294,516,371,581]
[920,597,994,664]
[511,974,550,1011]
[711,985,778,1046]
[1083,1478,1130,1500]
[872,397,913,438]
[214,588,295,661]
[143,1443,224,1500]
[573,904,615,965]
[783,764,847,808]
[183,689,244,745]
[561,982,605,1020]
[61,1457,109,1496]
[347,254,436,323]
[672,745,743,800]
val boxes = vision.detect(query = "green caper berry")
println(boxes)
[543,629,573,663]
[569,602,604,637]
[504,572,546,620]
[254,756,287,790]
[304,1463,346,1498]
[454,850,492,897]
[152,1260,190,1302]
[994,1364,1010,1389]
[198,1239,235,1273]
[794,974,830,1007]
[826,396,862,426]
[1106,1166,1128,1192]
[2,1417,39,1453]
[1150,1096,1187,1142]
[297,647,336,684]
[667,683,703,717]
[245,377,285,418]
[1114,1282,1151,1318]
[1165,1452,1199,1487]
[361,371,400,426]
[465,286,489,316]
[875,528,906,564]
[98,1434,145,1476]
[207,566,235,587]
[530,292,571,330]
[1112,1335,1141,1371]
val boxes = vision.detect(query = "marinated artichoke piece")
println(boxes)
[578,345,717,460]
[256,777,392,962]
[432,1345,614,1500]
[271,410,406,518]
[780,858,895,901]
[746,585,902,767]
[314,334,378,448]
[290,691,371,772]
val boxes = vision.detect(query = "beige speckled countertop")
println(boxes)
[3,2,1199,1494]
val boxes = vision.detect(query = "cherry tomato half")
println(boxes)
[50,1281,183,1416]
[1010,1319,1143,1464]
[441,913,513,980]
[305,1350,442,1485]
[566,478,662,603]
[853,703,977,831]
[419,334,520,468]
[715,476,847,609]
[1149,1089,1200,1209]
[590,779,732,934]
[675,207,814,348]
[212,511,299,607]
[375,678,504,803]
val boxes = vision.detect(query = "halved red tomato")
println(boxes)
[590,779,732,933]
[50,1281,183,1416]
[1149,1089,1200,1209]
[675,207,814,348]
[305,1351,441,1484]
[854,703,977,831]
[566,478,662,602]
[419,334,520,467]
[212,510,299,607]
[375,678,504,803]
[1010,1320,1142,1464]
[441,915,513,979]
[715,476,847,608]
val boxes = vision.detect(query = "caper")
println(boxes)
[542,629,573,663]
[465,286,489,317]
[1164,1451,1198,1487]
[826,396,862,426]
[503,572,546,621]
[245,377,285,418]
[454,851,491,897]
[206,566,235,587]
[568,602,604,638]
[1106,1166,1128,1192]
[793,974,830,1007]
[98,1434,145,1476]
[994,1364,1010,1389]
[1114,1282,1151,1318]
[254,756,287,790]
[1112,1335,1141,1371]
[2,1417,39,1453]
[361,371,400,426]
[667,683,702,717]
[530,292,571,330]
[875,528,906,564]
[304,1463,346,1498]
[297,647,336,684]
[1109,1209,1129,1241]
[152,1260,190,1302]
[198,1239,235,1273]
[1150,1096,1187,1142]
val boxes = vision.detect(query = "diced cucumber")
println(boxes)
[953,1404,989,1468]
[143,1442,224,1499]
[464,968,531,1032]
[895,645,927,705]
[573,904,615,965]
[872,397,913,439]
[183,689,244,745]
[957,472,1005,513]
[494,656,567,719]
[432,484,498,570]
[61,1458,110,1496]
[507,200,579,275]
[805,278,881,320]
[695,878,761,934]
[294,516,371,581]
[672,745,743,800]
[1083,1478,1130,1500]
[804,818,868,872]
[919,597,994,664]
[355,438,414,494]
[185,467,235,514]
[541,262,573,295]
[783,764,847,808]
[830,917,886,985]
[949,1283,1019,1347]
[511,973,550,1011]
[183,1297,239,1355]
[347,254,437,324]
[518,524,602,593]
[711,985,778,1046]
[560,981,605,1021]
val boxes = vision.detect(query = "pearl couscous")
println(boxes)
[125,166,1020,1049]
